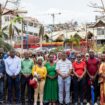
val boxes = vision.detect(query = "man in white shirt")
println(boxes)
[56,52,72,105]
[5,50,21,105]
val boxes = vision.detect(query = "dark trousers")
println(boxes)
[7,75,20,103]
[0,79,4,102]
[21,75,32,104]
[86,75,100,103]
[72,76,86,103]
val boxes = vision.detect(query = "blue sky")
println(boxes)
[0,0,102,24]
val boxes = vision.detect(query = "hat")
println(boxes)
[37,56,44,62]
[85,53,89,56]
[89,49,94,53]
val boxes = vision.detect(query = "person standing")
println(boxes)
[0,48,5,104]
[56,52,72,105]
[5,50,21,105]
[32,57,47,105]
[44,54,58,105]
[21,51,34,105]
[73,54,86,105]
[99,54,105,105]
[86,50,100,105]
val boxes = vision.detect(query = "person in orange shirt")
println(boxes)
[32,57,47,105]
[73,54,86,105]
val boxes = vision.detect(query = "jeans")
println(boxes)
[72,76,86,103]
[21,75,32,103]
[7,75,20,103]
[0,79,4,102]
[58,76,71,104]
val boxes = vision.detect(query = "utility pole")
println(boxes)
[51,13,61,31]
[50,12,61,42]
[21,18,24,52]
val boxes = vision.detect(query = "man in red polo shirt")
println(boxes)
[86,50,100,105]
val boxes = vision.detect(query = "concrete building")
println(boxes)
[2,8,41,36]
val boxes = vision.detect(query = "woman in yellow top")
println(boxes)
[99,54,105,105]
[32,56,47,105]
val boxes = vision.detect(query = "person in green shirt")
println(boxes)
[21,51,34,105]
[44,54,58,105]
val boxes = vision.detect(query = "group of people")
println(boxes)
[0,48,105,105]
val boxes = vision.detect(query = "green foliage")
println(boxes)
[43,34,49,42]
[64,35,80,49]
[0,26,8,39]
[50,46,64,52]
[1,15,22,39]
[0,38,12,51]
[13,16,23,23]
[96,45,105,53]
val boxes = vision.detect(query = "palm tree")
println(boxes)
[0,38,12,51]
[43,34,49,42]
[64,35,80,49]
[39,25,44,48]
[4,16,22,45]
[0,26,8,39]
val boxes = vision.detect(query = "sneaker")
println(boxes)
[80,103,83,105]
[66,103,70,105]
[34,103,37,105]
[74,103,78,105]
[94,103,98,105]
[40,102,43,105]
[6,102,12,105]
[0,101,3,104]
[59,103,63,105]
[86,103,90,105]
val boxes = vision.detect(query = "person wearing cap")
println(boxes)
[5,50,21,104]
[0,48,5,104]
[56,52,72,105]
[21,51,34,105]
[86,50,100,105]
[32,57,47,105]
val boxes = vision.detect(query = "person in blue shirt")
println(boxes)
[3,53,8,60]
[0,48,5,104]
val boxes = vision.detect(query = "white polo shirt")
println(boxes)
[56,59,72,75]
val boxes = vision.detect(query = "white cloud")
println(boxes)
[0,0,100,24]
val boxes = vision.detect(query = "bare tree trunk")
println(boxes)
[40,35,42,50]
[72,43,73,50]
[10,36,12,46]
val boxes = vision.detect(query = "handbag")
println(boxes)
[29,65,38,89]
[29,77,38,89]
